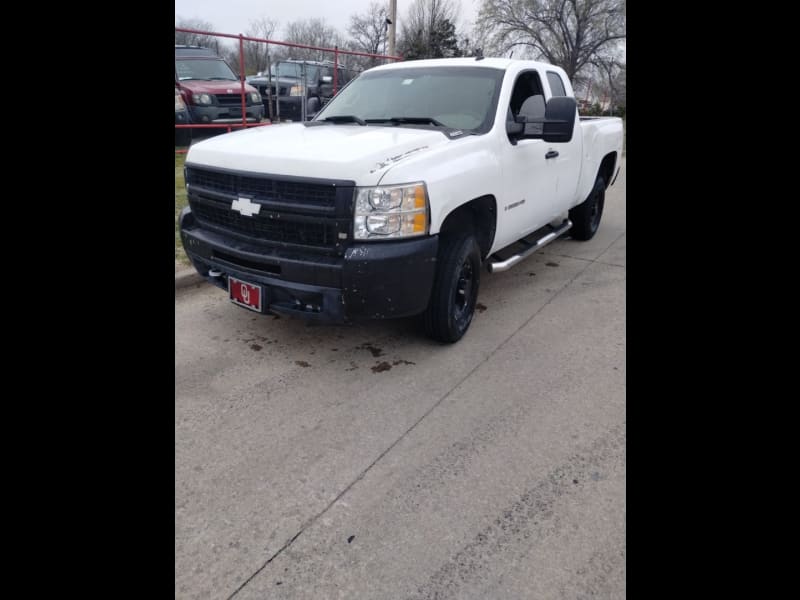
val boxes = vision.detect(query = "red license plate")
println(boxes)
[228,277,263,312]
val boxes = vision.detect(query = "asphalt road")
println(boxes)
[175,162,626,599]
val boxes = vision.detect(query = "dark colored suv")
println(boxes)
[175,45,265,125]
[247,60,357,121]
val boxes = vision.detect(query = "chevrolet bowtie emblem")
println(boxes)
[231,197,260,217]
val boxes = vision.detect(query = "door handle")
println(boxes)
[545,150,559,159]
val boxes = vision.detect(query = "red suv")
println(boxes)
[175,45,265,125]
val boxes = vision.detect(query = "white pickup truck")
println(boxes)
[180,57,623,342]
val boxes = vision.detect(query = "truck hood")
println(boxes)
[180,80,259,95]
[186,123,451,185]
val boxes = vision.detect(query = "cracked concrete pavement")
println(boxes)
[175,162,625,599]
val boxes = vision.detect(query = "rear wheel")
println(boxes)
[424,233,481,343]
[569,175,605,240]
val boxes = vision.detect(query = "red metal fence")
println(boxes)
[175,27,402,153]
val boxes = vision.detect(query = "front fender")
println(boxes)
[376,135,503,235]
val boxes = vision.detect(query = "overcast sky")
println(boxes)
[175,0,480,41]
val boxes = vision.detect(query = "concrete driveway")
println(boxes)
[175,162,626,599]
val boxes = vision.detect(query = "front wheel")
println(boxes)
[424,233,481,343]
[569,175,606,240]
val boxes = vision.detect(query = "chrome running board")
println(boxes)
[487,219,572,273]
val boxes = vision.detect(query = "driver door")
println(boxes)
[498,69,559,241]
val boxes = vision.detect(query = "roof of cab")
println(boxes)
[366,57,561,75]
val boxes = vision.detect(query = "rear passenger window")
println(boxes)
[547,72,566,96]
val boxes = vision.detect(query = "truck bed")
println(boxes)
[574,116,624,207]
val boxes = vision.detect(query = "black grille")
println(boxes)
[185,167,353,253]
[257,85,288,96]
[192,202,336,248]
[186,167,337,208]
[216,93,248,106]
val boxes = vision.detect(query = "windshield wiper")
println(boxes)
[366,117,446,127]
[207,77,238,81]
[322,115,366,125]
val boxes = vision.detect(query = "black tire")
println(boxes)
[424,233,481,343]
[306,97,320,119]
[569,175,606,240]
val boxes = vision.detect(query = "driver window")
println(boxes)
[507,71,545,140]
[508,71,544,117]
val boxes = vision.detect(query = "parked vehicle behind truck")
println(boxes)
[175,45,265,126]
[179,57,623,342]
[175,88,192,146]
[247,60,356,121]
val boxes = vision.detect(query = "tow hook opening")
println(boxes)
[291,298,321,313]
[270,287,325,314]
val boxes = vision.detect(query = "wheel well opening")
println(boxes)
[439,196,497,259]
[599,152,617,189]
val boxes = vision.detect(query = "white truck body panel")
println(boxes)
[187,123,450,187]
[575,117,624,207]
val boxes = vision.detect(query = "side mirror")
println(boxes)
[541,96,577,143]
[512,96,577,143]
[321,75,332,83]
[506,119,524,137]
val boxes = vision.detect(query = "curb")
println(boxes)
[175,267,205,291]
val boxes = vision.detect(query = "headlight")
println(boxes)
[250,92,261,104]
[194,93,212,105]
[175,94,186,111]
[289,85,304,96]
[354,182,429,240]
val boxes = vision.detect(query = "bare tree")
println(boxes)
[398,0,462,60]
[282,18,345,62]
[244,17,280,75]
[175,17,219,51]
[347,2,390,67]
[611,61,625,111]
[590,56,625,114]
[221,46,246,77]
[476,0,626,80]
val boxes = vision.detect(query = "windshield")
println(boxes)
[176,59,238,81]
[270,62,321,82]
[316,66,504,133]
